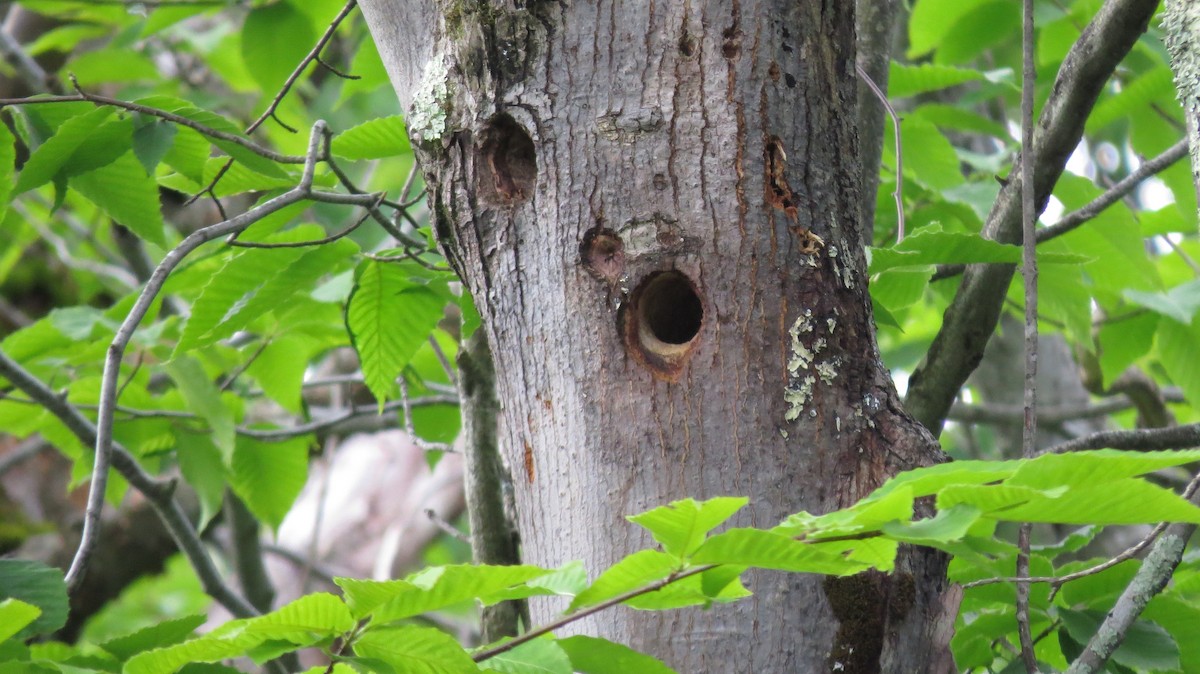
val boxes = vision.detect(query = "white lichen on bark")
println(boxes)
[408,54,453,143]
[1163,1,1200,217]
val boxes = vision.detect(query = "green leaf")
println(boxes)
[893,119,964,190]
[229,436,309,532]
[165,356,235,462]
[70,152,166,247]
[1158,317,1200,407]
[1087,66,1178,133]
[556,636,677,674]
[126,594,353,674]
[888,62,985,98]
[881,505,981,545]
[627,497,747,558]
[1007,449,1200,490]
[359,565,554,624]
[99,614,207,660]
[15,106,114,194]
[943,478,1200,525]
[907,0,990,57]
[175,228,355,356]
[62,48,160,86]
[0,560,68,640]
[132,117,178,176]
[241,1,314,94]
[691,529,876,575]
[0,599,40,644]
[175,433,228,529]
[1125,280,1200,324]
[346,261,447,405]
[479,638,572,674]
[1059,608,1179,672]
[568,550,678,612]
[0,121,16,224]
[353,626,480,674]
[869,226,1018,274]
[332,116,412,159]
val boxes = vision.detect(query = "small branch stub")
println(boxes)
[621,271,704,381]
[476,113,537,206]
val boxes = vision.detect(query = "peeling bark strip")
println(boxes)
[358,0,952,670]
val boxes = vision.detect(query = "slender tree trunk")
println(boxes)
[360,2,953,670]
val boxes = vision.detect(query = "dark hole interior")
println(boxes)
[639,272,703,345]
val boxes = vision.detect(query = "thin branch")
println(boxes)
[1047,422,1200,454]
[246,0,359,134]
[75,122,385,588]
[1039,139,1189,242]
[930,138,1189,283]
[226,192,378,249]
[0,24,55,93]
[0,348,258,617]
[905,0,1161,434]
[238,394,459,442]
[1065,472,1200,673]
[948,388,1186,425]
[472,564,714,663]
[0,89,306,165]
[424,508,470,543]
[856,62,905,242]
[961,521,1168,596]
[1015,0,1039,667]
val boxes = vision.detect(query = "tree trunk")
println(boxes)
[359,1,954,670]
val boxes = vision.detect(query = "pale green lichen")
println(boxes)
[784,375,817,421]
[816,359,838,385]
[408,55,453,144]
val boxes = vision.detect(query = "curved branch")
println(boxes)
[904,0,1162,434]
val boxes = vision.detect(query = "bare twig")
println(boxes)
[424,508,469,543]
[1039,139,1188,242]
[0,348,257,617]
[1065,472,1200,673]
[0,88,306,165]
[947,388,1186,425]
[906,0,1161,433]
[856,62,905,242]
[73,121,386,588]
[246,0,359,134]
[238,394,459,442]
[1047,422,1200,454]
[472,564,714,663]
[1015,0,1039,668]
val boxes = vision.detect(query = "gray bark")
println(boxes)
[1164,0,1200,216]
[360,2,952,671]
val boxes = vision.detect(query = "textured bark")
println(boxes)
[1164,0,1200,216]
[361,1,951,671]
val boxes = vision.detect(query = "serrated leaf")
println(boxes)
[346,261,446,406]
[165,356,235,462]
[357,565,554,624]
[479,638,572,674]
[241,2,314,94]
[332,116,412,159]
[15,106,113,194]
[71,152,166,246]
[627,497,747,558]
[175,433,227,529]
[556,636,677,674]
[869,226,1018,274]
[881,505,981,545]
[100,614,207,660]
[568,550,678,612]
[691,529,876,575]
[1125,280,1200,324]
[353,626,480,674]
[1158,317,1200,407]
[0,599,40,643]
[0,560,68,640]
[888,62,985,97]
[230,435,308,532]
[174,227,327,356]
[126,594,352,674]
[132,117,178,175]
